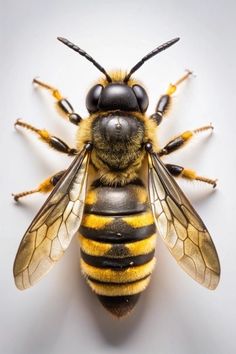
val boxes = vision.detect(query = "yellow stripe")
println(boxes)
[81,258,156,283]
[79,234,157,257]
[81,214,113,229]
[122,210,154,228]
[79,234,111,256]
[135,186,148,203]
[126,234,157,256]
[87,276,151,296]
[85,189,97,205]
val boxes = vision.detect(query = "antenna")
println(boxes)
[57,37,112,82]
[124,37,180,82]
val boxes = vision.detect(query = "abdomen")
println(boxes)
[79,179,156,317]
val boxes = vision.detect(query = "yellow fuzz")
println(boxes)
[126,234,157,255]
[135,186,148,204]
[87,276,152,296]
[81,214,113,229]
[79,235,111,256]
[98,70,143,88]
[122,210,154,228]
[75,107,159,186]
[85,189,97,205]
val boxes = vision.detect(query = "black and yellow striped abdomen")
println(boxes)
[79,179,157,317]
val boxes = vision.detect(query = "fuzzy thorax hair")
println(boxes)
[76,110,158,186]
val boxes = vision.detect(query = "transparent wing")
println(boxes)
[14,147,90,290]
[148,152,220,289]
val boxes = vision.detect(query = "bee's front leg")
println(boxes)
[150,70,192,126]
[33,78,82,125]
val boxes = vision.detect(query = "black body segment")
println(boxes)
[79,179,157,317]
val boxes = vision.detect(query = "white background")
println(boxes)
[1,1,236,353]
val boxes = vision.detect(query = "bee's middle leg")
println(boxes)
[158,124,213,156]
[15,119,78,155]
[12,170,66,201]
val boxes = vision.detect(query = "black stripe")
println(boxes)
[81,250,155,269]
[91,177,145,188]
[84,204,146,216]
[79,221,156,243]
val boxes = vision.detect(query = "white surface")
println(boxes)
[1,1,236,353]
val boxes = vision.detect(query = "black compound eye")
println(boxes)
[86,84,103,113]
[132,85,149,113]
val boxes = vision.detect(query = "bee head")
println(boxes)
[85,77,149,114]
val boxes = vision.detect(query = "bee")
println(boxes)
[13,37,220,318]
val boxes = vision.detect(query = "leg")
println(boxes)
[12,170,65,201]
[33,78,82,125]
[15,119,78,155]
[150,70,192,125]
[158,124,213,157]
[165,163,217,188]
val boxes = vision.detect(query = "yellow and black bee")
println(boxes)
[13,37,220,318]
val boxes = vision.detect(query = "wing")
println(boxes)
[148,152,220,289]
[14,147,90,290]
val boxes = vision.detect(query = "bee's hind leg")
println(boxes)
[165,163,217,188]
[158,124,213,156]
[33,78,82,125]
[149,70,193,126]
[14,119,78,155]
[12,171,66,201]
